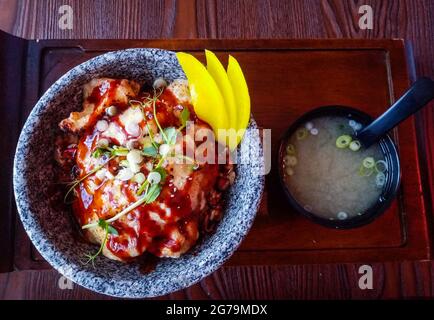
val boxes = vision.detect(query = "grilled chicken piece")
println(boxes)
[60,78,140,133]
[166,79,191,105]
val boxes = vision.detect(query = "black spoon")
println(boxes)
[356,77,434,148]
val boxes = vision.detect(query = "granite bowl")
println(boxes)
[13,48,265,298]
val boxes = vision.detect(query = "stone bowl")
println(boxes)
[13,48,265,298]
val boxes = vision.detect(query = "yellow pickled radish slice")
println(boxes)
[227,55,251,144]
[176,52,229,145]
[205,50,237,130]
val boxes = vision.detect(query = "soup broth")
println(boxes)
[282,116,388,221]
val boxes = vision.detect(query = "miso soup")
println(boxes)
[282,116,388,221]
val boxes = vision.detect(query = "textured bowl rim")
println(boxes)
[13,48,265,298]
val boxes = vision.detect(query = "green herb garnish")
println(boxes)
[137,180,150,196]
[146,123,159,150]
[179,107,190,130]
[92,146,111,158]
[83,218,117,267]
[144,183,162,203]
[143,145,158,157]
[64,156,115,203]
[111,146,129,156]
[164,127,178,145]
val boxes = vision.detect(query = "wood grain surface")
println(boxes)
[1,262,433,299]
[1,0,434,299]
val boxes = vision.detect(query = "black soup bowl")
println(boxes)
[278,77,434,229]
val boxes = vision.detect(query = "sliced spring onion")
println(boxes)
[375,160,388,173]
[296,128,308,140]
[310,128,319,135]
[159,143,170,156]
[127,149,143,164]
[305,122,314,130]
[362,157,375,169]
[153,77,167,89]
[147,171,162,184]
[285,166,294,176]
[349,120,363,131]
[337,211,348,220]
[336,135,352,148]
[286,144,296,155]
[349,140,361,151]
[375,172,386,188]
[359,164,374,177]
[284,155,297,167]
[106,105,118,116]
[133,172,146,184]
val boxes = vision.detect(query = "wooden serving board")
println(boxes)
[1,33,431,271]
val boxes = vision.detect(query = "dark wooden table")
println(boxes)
[1,0,434,300]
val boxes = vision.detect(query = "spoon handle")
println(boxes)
[356,77,434,148]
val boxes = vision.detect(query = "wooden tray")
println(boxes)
[1,32,432,271]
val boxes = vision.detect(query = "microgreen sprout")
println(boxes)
[146,123,159,150]
[142,145,158,157]
[152,93,169,143]
[92,144,129,158]
[64,156,115,203]
[179,107,190,131]
[82,218,117,267]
